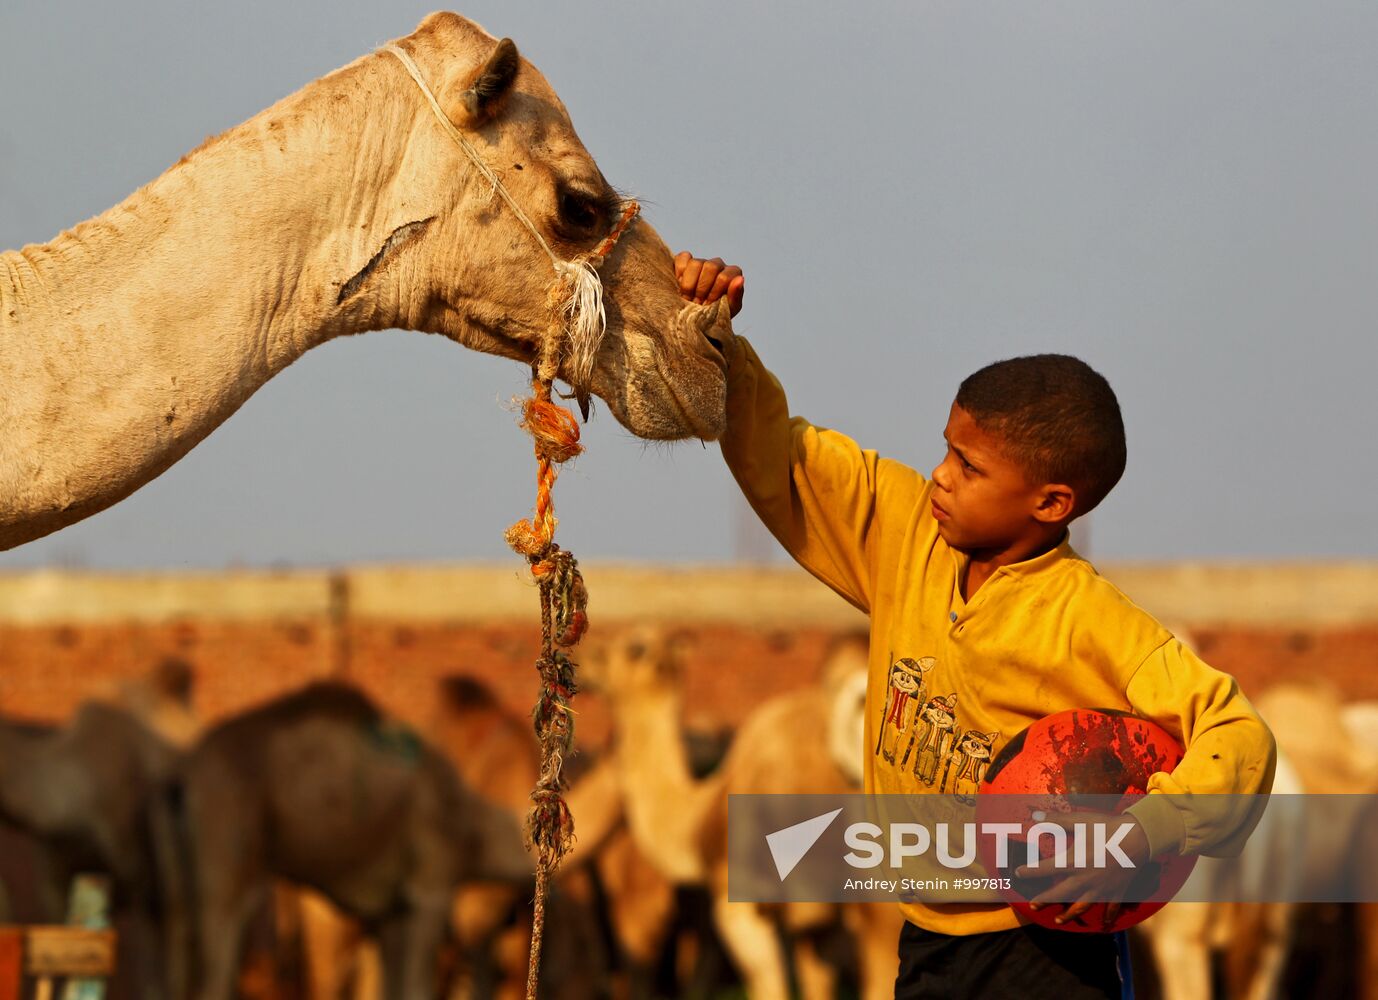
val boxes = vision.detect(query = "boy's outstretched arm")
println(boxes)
[674,254,924,614]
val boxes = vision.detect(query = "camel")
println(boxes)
[427,676,621,998]
[1258,683,1378,1000]
[0,11,734,552]
[298,673,697,1000]
[176,681,535,1000]
[1136,750,1304,1000]
[1138,677,1378,1000]
[96,658,311,999]
[427,674,738,998]
[585,626,904,1000]
[0,700,184,1000]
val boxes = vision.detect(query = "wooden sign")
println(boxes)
[24,928,116,979]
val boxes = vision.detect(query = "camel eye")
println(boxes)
[557,190,601,235]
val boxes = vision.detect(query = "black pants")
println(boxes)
[894,920,1131,999]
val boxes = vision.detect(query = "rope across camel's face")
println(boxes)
[373,15,733,442]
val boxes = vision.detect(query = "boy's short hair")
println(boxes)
[955,354,1126,516]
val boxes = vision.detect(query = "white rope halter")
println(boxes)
[382,43,636,391]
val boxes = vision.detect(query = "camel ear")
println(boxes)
[460,38,519,120]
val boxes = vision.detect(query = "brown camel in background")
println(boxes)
[177,681,534,1000]
[585,626,904,1000]
[299,672,704,1000]
[0,699,184,1000]
[429,676,625,999]
[426,673,726,998]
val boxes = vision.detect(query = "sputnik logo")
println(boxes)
[765,808,844,880]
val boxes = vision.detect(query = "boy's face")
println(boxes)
[930,403,1070,555]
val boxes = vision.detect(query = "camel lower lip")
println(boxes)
[652,353,724,441]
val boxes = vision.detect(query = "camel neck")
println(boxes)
[606,679,720,883]
[9,64,395,354]
[0,54,415,550]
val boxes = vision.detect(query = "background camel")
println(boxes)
[0,11,733,551]
[1132,627,1306,1000]
[585,626,904,1000]
[299,672,714,1000]
[1136,751,1304,1000]
[428,676,624,999]
[0,699,184,1000]
[1135,677,1378,1000]
[177,681,534,1000]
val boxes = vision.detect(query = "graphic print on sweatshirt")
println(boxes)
[949,728,1000,803]
[874,656,1001,798]
[875,656,934,763]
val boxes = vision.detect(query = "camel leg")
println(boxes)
[1232,902,1294,1000]
[778,901,837,1000]
[353,942,382,1000]
[186,779,268,1000]
[845,904,904,1000]
[194,876,269,1000]
[712,897,789,1000]
[489,922,530,1000]
[377,904,449,1000]
[147,784,192,1000]
[792,935,836,1000]
[120,903,173,1000]
[1357,903,1378,1000]
[298,889,363,1000]
[449,884,525,1000]
[1141,903,1213,1000]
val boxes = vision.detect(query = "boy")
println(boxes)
[673,253,1276,998]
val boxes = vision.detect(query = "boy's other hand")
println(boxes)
[1016,812,1152,931]
[674,252,744,317]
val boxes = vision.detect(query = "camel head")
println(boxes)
[581,625,691,703]
[350,13,733,440]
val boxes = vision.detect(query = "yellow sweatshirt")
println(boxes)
[720,336,1277,935]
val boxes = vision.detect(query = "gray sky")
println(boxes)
[3,2,1375,569]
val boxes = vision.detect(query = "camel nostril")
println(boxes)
[705,335,724,353]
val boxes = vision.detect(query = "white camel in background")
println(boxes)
[586,627,904,1000]
[0,11,733,551]
[1140,653,1378,1000]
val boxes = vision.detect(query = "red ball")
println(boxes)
[975,708,1198,933]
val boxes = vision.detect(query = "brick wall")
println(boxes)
[0,617,846,752]
[4,617,1378,754]
[3,564,1377,748]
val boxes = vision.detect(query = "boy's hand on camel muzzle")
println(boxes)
[674,251,745,317]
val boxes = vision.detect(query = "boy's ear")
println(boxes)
[1032,484,1076,524]
[458,38,520,122]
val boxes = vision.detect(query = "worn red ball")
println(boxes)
[975,708,1198,933]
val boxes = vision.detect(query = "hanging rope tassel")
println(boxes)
[506,379,589,1000]
[380,42,640,1000]
[504,198,634,996]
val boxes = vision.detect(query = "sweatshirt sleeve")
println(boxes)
[718,336,924,614]
[1122,638,1278,859]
